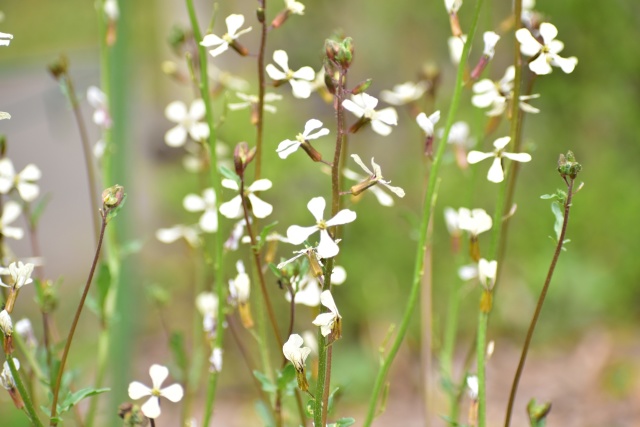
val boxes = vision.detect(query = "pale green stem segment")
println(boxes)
[184,1,225,424]
[6,353,44,427]
[362,0,485,425]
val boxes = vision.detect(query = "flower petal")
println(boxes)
[467,151,494,164]
[149,364,169,389]
[306,197,326,222]
[515,28,542,57]
[325,209,357,227]
[487,157,504,183]
[502,152,532,163]
[248,179,272,192]
[221,179,239,190]
[375,108,398,126]
[128,381,152,399]
[538,22,558,45]
[141,396,161,419]
[160,383,184,402]
[276,140,301,159]
[17,183,39,202]
[225,14,245,36]
[248,194,273,218]
[341,99,364,117]
[286,225,318,245]
[266,64,287,80]
[529,54,552,75]
[165,101,187,122]
[292,66,315,81]
[289,79,312,99]
[369,186,394,207]
[381,182,405,198]
[371,120,393,136]
[272,50,290,72]
[320,290,339,315]
[201,34,224,47]
[219,195,243,219]
[165,125,187,147]
[493,136,511,150]
[183,194,206,212]
[316,230,339,258]
[199,209,218,232]
[351,154,372,175]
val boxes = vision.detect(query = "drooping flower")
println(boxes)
[342,93,398,136]
[164,99,209,147]
[470,32,501,79]
[0,262,34,290]
[0,32,13,47]
[343,168,395,207]
[472,66,540,116]
[0,359,18,390]
[0,159,41,202]
[478,258,497,291]
[349,154,405,199]
[283,334,311,391]
[155,224,201,247]
[128,364,184,419]
[266,50,315,99]
[312,290,342,340]
[444,0,462,14]
[219,179,273,219]
[229,260,251,328]
[416,110,441,156]
[87,86,112,129]
[0,201,24,240]
[201,14,252,57]
[515,22,578,75]
[286,197,356,259]
[467,136,532,183]
[183,188,218,232]
[276,119,329,160]
[380,81,428,106]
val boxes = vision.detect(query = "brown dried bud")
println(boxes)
[48,55,69,80]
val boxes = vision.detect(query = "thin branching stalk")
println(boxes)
[255,0,268,180]
[185,1,226,423]
[504,178,575,426]
[5,353,44,427]
[50,213,108,426]
[362,0,485,424]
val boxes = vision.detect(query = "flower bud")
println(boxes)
[324,39,341,64]
[557,150,581,180]
[336,37,354,69]
[48,55,69,81]
[0,310,12,337]
[299,142,323,163]
[233,142,256,176]
[271,9,290,29]
[351,78,372,95]
[256,7,266,24]
[102,184,125,209]
[527,399,552,425]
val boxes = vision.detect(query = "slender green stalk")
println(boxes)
[185,1,226,424]
[362,0,485,424]
[255,0,268,180]
[12,332,46,384]
[50,214,108,426]
[6,353,44,427]
[504,178,575,426]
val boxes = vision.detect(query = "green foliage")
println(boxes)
[328,418,356,427]
[169,332,188,382]
[527,398,552,427]
[219,165,240,185]
[42,387,110,419]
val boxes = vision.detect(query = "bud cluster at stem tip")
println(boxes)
[557,150,581,180]
[234,142,256,177]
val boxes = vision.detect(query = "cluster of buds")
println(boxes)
[233,142,256,178]
[324,37,354,71]
[117,402,149,426]
[557,151,581,181]
[102,184,126,222]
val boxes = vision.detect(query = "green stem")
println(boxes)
[255,0,268,180]
[476,309,488,427]
[12,332,46,384]
[362,0,484,424]
[50,214,108,426]
[6,353,44,427]
[185,1,226,424]
[504,178,575,426]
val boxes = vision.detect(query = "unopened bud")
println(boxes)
[324,39,341,64]
[271,9,290,29]
[557,150,581,180]
[336,37,354,69]
[256,7,266,24]
[351,78,372,95]
[527,399,552,425]
[102,184,125,209]
[48,55,69,80]
[233,142,256,176]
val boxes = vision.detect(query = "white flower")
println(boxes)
[277,119,329,159]
[0,310,12,336]
[15,319,36,348]
[196,292,219,335]
[467,136,532,183]
[444,207,461,236]
[472,67,540,116]
[87,86,112,129]
[515,23,578,75]
[128,364,184,419]
[201,14,252,57]
[229,260,250,303]
[478,258,497,291]
[416,111,441,138]
[342,93,398,136]
[458,264,479,281]
[343,168,395,207]
[286,197,356,259]
[1,201,24,240]
[482,31,500,59]
[445,0,462,13]
[228,92,282,113]
[445,121,472,147]
[287,274,322,307]
[266,50,315,99]
[104,0,119,20]
[285,0,305,14]
[219,179,273,219]
[283,334,311,372]
[467,375,479,399]
[0,112,10,120]
[312,290,341,338]
[0,158,41,202]
[448,35,467,65]
[209,348,223,373]
[457,208,492,237]
[155,224,201,247]
[183,188,218,232]
[164,99,209,147]
[0,32,13,47]
[208,66,250,92]
[350,154,405,198]
[0,359,18,390]
[380,81,427,106]
[0,262,34,290]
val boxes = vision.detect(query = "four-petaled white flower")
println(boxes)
[128,364,184,419]
[312,290,342,338]
[1,201,24,240]
[380,81,428,106]
[0,262,34,290]
[0,359,18,390]
[229,260,250,303]
[417,111,441,138]
[228,92,282,113]
[342,93,398,136]
[457,208,492,237]
[286,197,356,259]
[0,32,13,47]
[201,14,252,57]
[351,154,405,199]
[266,50,315,99]
[219,179,273,219]
[183,188,218,232]
[87,86,112,129]
[0,158,41,202]
[482,31,500,59]
[478,258,497,291]
[164,99,209,147]
[467,136,532,183]
[472,66,540,117]
[283,334,311,372]
[515,23,578,75]
[277,119,329,159]
[156,224,201,247]
[285,0,305,14]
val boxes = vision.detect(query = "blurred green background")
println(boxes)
[1,0,639,426]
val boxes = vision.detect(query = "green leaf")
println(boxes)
[550,201,564,241]
[327,418,356,427]
[327,386,340,413]
[253,370,277,393]
[59,387,110,414]
[305,399,314,417]
[120,239,143,257]
[268,262,283,279]
[256,221,278,251]
[169,332,188,382]
[219,165,240,184]
[29,193,51,228]
[105,192,127,222]
[276,364,296,394]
